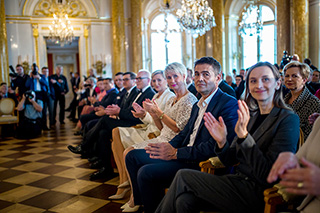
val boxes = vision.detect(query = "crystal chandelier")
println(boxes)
[176,0,216,38]
[238,0,263,37]
[48,1,74,46]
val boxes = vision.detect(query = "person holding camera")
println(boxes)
[10,64,29,100]
[16,90,43,139]
[25,63,48,102]
[50,65,69,125]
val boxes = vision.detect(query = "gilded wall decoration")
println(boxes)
[34,0,87,17]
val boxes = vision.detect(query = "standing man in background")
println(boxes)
[41,67,55,130]
[51,65,69,125]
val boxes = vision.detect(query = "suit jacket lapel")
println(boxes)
[193,89,222,139]
[250,107,280,143]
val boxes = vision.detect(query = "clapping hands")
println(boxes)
[131,102,146,118]
[235,100,249,138]
[143,99,160,116]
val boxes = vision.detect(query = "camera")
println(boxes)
[31,63,39,76]
[25,90,35,99]
[9,65,18,78]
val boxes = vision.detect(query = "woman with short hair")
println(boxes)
[283,61,320,139]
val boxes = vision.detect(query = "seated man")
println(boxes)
[69,71,155,180]
[16,90,43,139]
[76,78,119,134]
[125,56,239,213]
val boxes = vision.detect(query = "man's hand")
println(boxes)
[145,142,177,161]
[94,105,105,111]
[33,74,40,79]
[105,104,120,116]
[51,79,57,84]
[132,102,146,118]
[58,79,63,83]
[95,110,106,117]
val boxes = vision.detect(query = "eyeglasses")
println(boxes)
[123,78,132,82]
[136,77,149,81]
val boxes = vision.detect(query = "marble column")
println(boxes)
[292,0,309,61]
[276,0,291,64]
[0,0,9,83]
[112,0,127,75]
[196,35,206,59]
[131,0,142,73]
[211,0,223,66]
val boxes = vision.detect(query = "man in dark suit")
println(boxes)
[77,78,119,132]
[186,68,201,99]
[10,64,29,100]
[40,67,55,130]
[218,78,236,98]
[125,57,238,213]
[87,70,156,180]
[25,64,48,102]
[50,65,69,124]
[66,72,80,119]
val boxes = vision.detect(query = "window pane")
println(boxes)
[167,32,182,63]
[167,14,180,31]
[151,14,182,71]
[151,14,165,30]
[151,33,166,71]
[260,24,275,64]
[243,34,258,68]
[261,5,274,22]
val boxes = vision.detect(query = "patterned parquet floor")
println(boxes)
[0,121,129,212]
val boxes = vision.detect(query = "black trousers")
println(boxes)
[53,94,65,123]
[155,169,265,213]
[42,95,55,126]
[82,115,140,168]
[125,149,199,213]
[79,112,100,129]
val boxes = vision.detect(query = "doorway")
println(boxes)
[45,37,80,118]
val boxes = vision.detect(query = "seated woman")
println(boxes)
[110,70,175,199]
[268,113,320,213]
[283,61,320,139]
[155,62,300,213]
[117,62,197,212]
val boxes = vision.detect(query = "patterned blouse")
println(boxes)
[284,86,320,139]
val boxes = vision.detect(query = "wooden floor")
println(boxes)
[0,120,129,213]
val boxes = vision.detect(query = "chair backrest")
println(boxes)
[0,98,15,116]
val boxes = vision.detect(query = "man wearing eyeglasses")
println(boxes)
[68,70,155,180]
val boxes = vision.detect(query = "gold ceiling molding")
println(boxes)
[23,0,97,17]
[34,0,87,17]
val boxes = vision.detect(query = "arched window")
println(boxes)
[242,5,275,68]
[150,13,182,71]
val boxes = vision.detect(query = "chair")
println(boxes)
[0,98,19,125]
[199,128,304,213]
[0,98,19,137]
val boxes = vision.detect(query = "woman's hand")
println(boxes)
[267,152,299,183]
[235,100,250,138]
[132,102,146,118]
[279,157,320,196]
[308,113,320,125]
[203,112,227,148]
[143,99,160,115]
